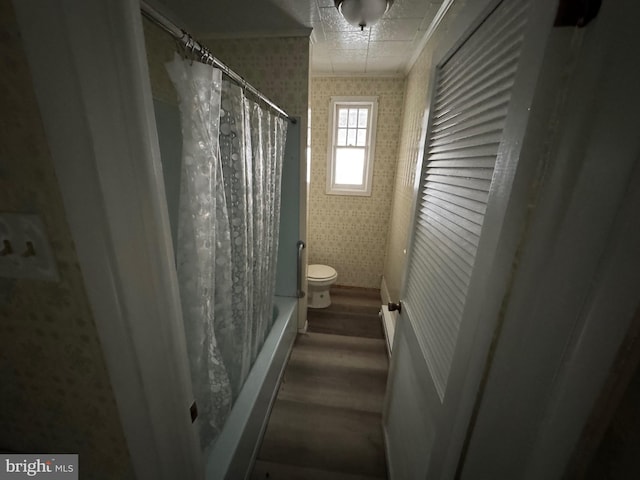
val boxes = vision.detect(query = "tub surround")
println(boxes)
[206,297,298,480]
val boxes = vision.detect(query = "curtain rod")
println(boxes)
[140,0,295,122]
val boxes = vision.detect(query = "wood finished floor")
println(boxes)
[252,287,389,479]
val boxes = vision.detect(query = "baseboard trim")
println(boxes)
[383,425,395,480]
[381,305,396,356]
[332,284,381,298]
[380,277,398,356]
[298,319,308,334]
[380,277,391,305]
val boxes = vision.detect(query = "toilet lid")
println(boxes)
[308,264,337,280]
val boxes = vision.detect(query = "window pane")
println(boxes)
[337,128,347,146]
[347,128,357,146]
[348,109,358,127]
[358,108,368,127]
[335,148,365,185]
[338,108,348,127]
[356,129,367,146]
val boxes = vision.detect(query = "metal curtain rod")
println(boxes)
[140,0,293,121]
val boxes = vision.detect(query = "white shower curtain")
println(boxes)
[167,54,287,451]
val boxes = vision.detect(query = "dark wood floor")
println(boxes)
[252,287,389,479]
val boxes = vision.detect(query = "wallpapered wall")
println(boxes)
[382,3,469,302]
[143,17,179,106]
[0,1,134,477]
[203,37,310,122]
[309,76,405,289]
[143,18,310,122]
[381,55,429,301]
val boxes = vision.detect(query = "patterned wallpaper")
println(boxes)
[381,56,428,301]
[309,76,405,289]
[202,37,310,121]
[143,16,309,141]
[381,3,470,302]
[0,0,134,477]
[143,17,179,105]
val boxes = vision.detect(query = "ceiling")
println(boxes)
[152,0,448,76]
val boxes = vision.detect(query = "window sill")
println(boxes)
[325,187,372,197]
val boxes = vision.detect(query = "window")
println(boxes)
[327,97,378,196]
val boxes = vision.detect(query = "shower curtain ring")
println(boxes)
[187,36,196,64]
[175,31,187,60]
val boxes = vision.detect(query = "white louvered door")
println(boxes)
[383,0,554,478]
[404,0,528,401]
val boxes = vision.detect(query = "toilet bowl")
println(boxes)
[307,264,338,309]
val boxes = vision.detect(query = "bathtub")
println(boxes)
[205,295,298,479]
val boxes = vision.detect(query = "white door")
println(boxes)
[383,0,556,478]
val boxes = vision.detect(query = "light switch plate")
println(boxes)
[0,213,59,281]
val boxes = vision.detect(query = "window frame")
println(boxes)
[326,96,378,196]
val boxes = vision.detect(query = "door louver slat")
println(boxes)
[425,182,490,204]
[430,130,503,151]
[438,4,527,87]
[413,229,471,290]
[424,187,488,214]
[410,241,468,306]
[431,117,506,144]
[422,212,479,256]
[424,194,486,225]
[426,158,496,170]
[419,205,481,247]
[437,49,521,107]
[433,99,510,133]
[404,0,528,399]
[416,225,474,284]
[436,65,520,116]
[425,175,492,193]
[422,218,473,265]
[435,83,514,121]
[412,252,465,317]
[423,201,484,234]
[438,27,525,94]
[428,144,501,161]
[425,167,495,181]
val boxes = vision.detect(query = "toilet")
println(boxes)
[307,264,338,309]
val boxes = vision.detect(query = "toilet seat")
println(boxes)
[308,264,337,281]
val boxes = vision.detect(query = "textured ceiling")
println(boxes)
[311,0,445,75]
[152,0,449,75]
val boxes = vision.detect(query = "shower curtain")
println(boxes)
[166,54,287,451]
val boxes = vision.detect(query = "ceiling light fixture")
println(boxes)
[334,0,395,31]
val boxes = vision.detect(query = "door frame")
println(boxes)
[384,0,561,478]
[385,0,640,478]
[13,0,201,478]
[459,0,640,475]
